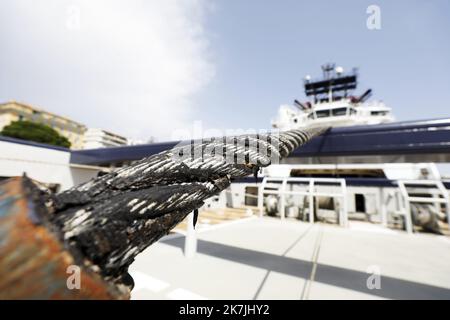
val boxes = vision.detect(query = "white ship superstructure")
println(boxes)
[272,63,394,130]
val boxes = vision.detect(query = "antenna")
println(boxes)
[305,63,358,101]
[321,63,336,79]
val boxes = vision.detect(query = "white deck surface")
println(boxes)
[129,217,450,300]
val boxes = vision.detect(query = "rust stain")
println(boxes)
[0,177,130,300]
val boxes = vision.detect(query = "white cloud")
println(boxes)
[0,0,214,141]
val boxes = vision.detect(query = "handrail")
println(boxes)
[258,177,348,226]
[397,180,450,234]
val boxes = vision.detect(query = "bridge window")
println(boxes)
[315,110,330,118]
[349,108,357,115]
[332,108,347,116]
[371,111,387,116]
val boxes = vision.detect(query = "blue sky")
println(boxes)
[198,0,450,133]
[1,0,449,140]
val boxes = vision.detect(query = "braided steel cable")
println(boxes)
[50,127,326,283]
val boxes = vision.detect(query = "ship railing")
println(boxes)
[397,180,450,234]
[258,177,348,227]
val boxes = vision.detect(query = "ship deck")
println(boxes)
[129,215,450,300]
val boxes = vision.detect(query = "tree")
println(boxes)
[1,120,71,148]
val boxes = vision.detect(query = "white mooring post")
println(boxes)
[184,211,197,258]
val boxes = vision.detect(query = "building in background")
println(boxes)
[83,128,128,149]
[0,101,87,149]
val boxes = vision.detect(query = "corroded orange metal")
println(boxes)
[0,177,130,300]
